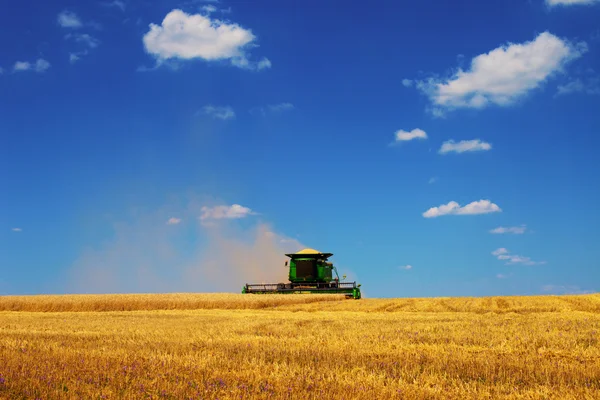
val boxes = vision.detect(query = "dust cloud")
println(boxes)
[66,199,305,294]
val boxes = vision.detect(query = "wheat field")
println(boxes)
[1,293,599,399]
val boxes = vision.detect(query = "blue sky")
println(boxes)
[1,0,599,297]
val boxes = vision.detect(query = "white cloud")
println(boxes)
[428,177,438,184]
[416,32,587,113]
[402,79,413,87]
[492,248,546,266]
[12,59,50,73]
[556,78,600,96]
[200,204,256,220]
[167,217,181,225]
[142,9,269,70]
[439,139,492,154]
[393,128,428,142]
[57,10,82,28]
[11,228,22,232]
[546,0,600,6]
[201,5,218,13]
[492,248,509,256]
[398,265,413,270]
[13,61,31,71]
[200,105,235,120]
[256,58,271,70]
[490,225,527,234]
[423,199,501,218]
[496,273,510,279]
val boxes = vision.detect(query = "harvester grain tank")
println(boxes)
[242,248,362,299]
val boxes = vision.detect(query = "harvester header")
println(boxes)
[242,248,362,299]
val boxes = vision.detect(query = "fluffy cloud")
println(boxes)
[546,0,600,6]
[201,105,235,120]
[415,32,587,113]
[167,217,181,225]
[57,10,82,28]
[142,9,270,70]
[12,59,51,73]
[492,248,546,265]
[423,199,501,218]
[398,265,413,270]
[490,225,527,234]
[439,139,492,154]
[11,228,22,232]
[402,79,413,87]
[394,128,428,142]
[200,204,256,220]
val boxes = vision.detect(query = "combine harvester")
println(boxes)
[242,248,362,299]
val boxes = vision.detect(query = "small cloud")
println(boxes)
[492,248,546,266]
[201,4,217,13]
[267,102,294,112]
[13,61,31,72]
[251,102,295,116]
[12,59,50,73]
[555,78,600,96]
[200,105,235,120]
[492,248,509,256]
[402,79,413,87]
[546,0,600,6]
[428,177,438,184]
[57,10,82,28]
[438,139,492,154]
[166,217,181,225]
[392,128,428,143]
[490,225,527,234]
[200,204,256,220]
[423,199,501,218]
[101,0,126,11]
[398,265,413,270]
[11,228,22,232]
[65,33,101,49]
[256,57,272,70]
[496,273,510,279]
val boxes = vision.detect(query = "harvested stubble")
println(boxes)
[1,293,599,399]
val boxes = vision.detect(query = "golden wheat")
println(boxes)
[0,293,346,312]
[0,293,599,399]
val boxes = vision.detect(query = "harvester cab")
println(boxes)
[242,248,361,299]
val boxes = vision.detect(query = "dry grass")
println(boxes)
[1,293,599,399]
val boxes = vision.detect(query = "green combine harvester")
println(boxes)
[242,248,362,299]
